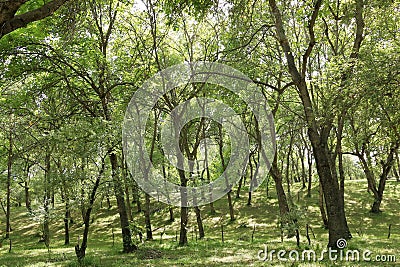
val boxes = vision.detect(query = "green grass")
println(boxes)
[0,180,399,266]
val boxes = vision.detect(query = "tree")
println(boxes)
[267,0,366,247]
[347,26,400,212]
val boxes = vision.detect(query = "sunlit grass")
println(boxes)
[0,180,399,266]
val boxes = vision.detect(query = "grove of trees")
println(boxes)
[0,0,399,264]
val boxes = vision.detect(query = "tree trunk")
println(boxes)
[268,0,353,247]
[75,157,108,260]
[318,181,328,229]
[356,142,400,213]
[247,153,254,206]
[179,168,189,245]
[236,176,244,199]
[395,152,400,182]
[122,156,133,221]
[161,164,174,222]
[272,168,290,217]
[368,142,399,213]
[285,132,294,206]
[5,124,12,239]
[60,175,70,246]
[307,148,313,197]
[179,206,188,245]
[43,151,51,248]
[203,125,216,214]
[300,147,307,189]
[24,162,32,212]
[109,152,135,252]
[25,181,31,212]
[132,179,142,212]
[176,119,189,246]
[144,193,153,240]
[313,140,351,246]
[218,124,235,221]
[169,207,174,222]
[64,199,70,245]
[194,206,205,239]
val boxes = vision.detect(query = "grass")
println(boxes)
[0,180,399,266]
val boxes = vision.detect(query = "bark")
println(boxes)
[318,181,329,229]
[169,207,174,222]
[194,206,205,239]
[247,153,254,206]
[270,162,290,218]
[178,162,189,245]
[64,198,70,245]
[0,0,71,39]
[144,193,153,240]
[177,122,188,246]
[179,205,188,245]
[269,156,296,237]
[109,152,136,252]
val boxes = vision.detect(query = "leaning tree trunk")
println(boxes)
[75,158,108,260]
[270,162,290,219]
[370,142,399,213]
[109,152,136,252]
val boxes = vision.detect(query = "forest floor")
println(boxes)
[0,180,399,266]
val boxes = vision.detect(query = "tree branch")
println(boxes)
[0,0,70,39]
